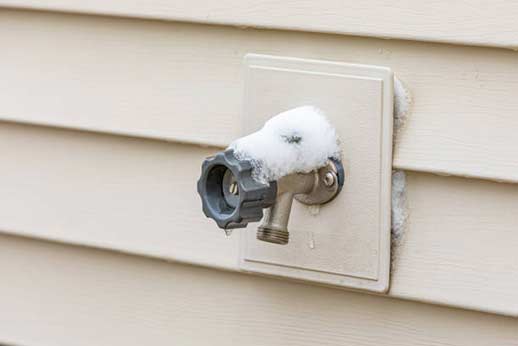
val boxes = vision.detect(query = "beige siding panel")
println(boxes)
[1,122,517,317]
[1,234,517,346]
[391,173,518,315]
[2,10,518,183]
[1,1,518,48]
[0,123,238,270]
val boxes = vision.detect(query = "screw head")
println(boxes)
[323,172,335,187]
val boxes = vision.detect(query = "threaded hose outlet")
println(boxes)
[256,226,289,245]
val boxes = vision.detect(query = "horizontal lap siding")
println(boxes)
[1,10,518,182]
[1,1,518,48]
[0,122,517,316]
[1,234,517,346]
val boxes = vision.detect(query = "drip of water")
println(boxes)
[224,229,233,237]
[308,205,320,216]
[308,232,315,249]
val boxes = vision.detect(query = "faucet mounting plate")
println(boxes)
[239,54,394,293]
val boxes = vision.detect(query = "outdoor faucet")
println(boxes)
[197,149,344,245]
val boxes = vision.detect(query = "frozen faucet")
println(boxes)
[197,106,344,245]
[197,149,343,244]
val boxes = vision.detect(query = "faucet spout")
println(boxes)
[257,191,295,244]
[257,172,315,245]
[256,160,344,245]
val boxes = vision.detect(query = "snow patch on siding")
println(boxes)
[393,76,412,137]
[391,170,408,243]
[391,76,412,268]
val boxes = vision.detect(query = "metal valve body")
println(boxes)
[197,150,344,244]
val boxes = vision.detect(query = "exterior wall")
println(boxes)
[1,122,518,318]
[1,0,518,48]
[0,6,517,345]
[1,234,517,346]
[2,10,518,182]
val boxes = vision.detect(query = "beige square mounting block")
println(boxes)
[239,54,394,292]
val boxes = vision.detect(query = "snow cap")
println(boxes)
[229,106,341,184]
